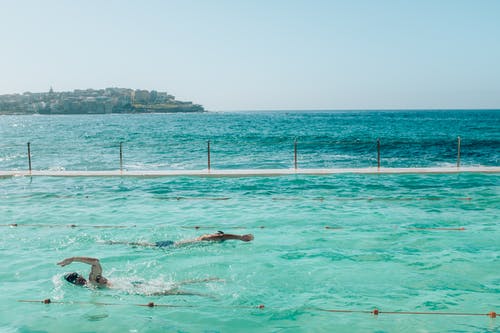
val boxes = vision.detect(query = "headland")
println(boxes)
[0,87,205,114]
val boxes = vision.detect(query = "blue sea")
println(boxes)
[0,110,499,332]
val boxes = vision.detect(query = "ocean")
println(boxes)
[0,110,499,332]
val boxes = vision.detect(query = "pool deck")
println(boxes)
[0,167,499,177]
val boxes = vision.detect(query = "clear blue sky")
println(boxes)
[1,0,499,110]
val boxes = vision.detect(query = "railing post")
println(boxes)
[27,142,32,174]
[456,136,461,168]
[377,138,380,170]
[207,140,211,171]
[294,139,298,170]
[119,142,123,172]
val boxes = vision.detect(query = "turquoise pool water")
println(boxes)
[0,111,498,332]
[0,173,498,332]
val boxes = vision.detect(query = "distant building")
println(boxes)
[0,87,205,114]
[134,89,150,104]
[149,90,158,103]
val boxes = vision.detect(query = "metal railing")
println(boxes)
[21,137,465,172]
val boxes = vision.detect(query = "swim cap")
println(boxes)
[64,272,86,285]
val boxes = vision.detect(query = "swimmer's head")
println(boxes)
[95,275,108,285]
[64,272,87,286]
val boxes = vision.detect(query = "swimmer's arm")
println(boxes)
[58,256,100,267]
[57,257,103,277]
[174,233,254,246]
[197,233,254,242]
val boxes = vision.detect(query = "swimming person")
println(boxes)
[105,231,254,248]
[58,256,220,296]
[58,257,109,287]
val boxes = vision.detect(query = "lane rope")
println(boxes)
[1,223,135,229]
[404,227,465,231]
[4,195,473,202]
[17,300,496,318]
[317,308,497,318]
[1,224,468,232]
[18,299,264,310]
[270,197,472,202]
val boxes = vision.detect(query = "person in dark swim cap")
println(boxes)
[58,257,222,296]
[58,257,109,287]
[64,272,87,286]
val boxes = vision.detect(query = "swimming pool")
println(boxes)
[0,173,498,332]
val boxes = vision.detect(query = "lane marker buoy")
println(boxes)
[19,300,496,319]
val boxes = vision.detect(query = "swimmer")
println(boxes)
[58,256,220,296]
[58,257,109,287]
[105,231,254,248]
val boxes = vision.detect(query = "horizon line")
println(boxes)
[210,108,500,112]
